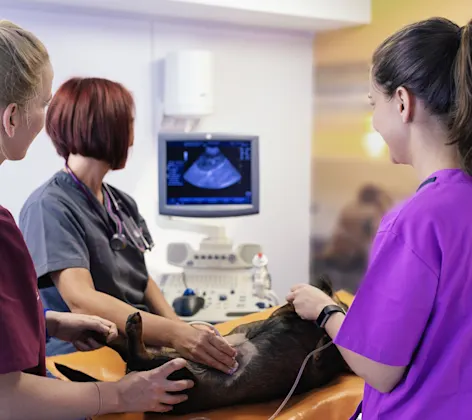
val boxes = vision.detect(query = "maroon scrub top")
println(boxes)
[0,205,46,376]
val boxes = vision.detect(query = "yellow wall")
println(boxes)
[313,1,470,159]
[316,1,470,67]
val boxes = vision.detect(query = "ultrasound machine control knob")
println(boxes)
[183,288,196,296]
[173,288,205,317]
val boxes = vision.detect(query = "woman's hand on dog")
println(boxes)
[286,284,335,321]
[171,324,239,375]
[107,358,194,413]
[45,311,119,351]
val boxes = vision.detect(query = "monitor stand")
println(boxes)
[157,215,233,254]
[157,215,264,271]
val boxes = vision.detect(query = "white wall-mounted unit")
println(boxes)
[164,50,214,118]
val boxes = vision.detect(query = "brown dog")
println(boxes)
[55,275,350,415]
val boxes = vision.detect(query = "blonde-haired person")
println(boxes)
[0,20,193,420]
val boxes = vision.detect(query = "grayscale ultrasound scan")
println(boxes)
[183,146,242,189]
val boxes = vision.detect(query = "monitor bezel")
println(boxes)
[158,132,260,218]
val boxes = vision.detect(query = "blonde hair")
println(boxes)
[0,20,49,108]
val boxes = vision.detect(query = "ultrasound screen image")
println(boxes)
[183,146,241,189]
[166,140,252,206]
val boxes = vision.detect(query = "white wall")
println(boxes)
[0,8,313,298]
[13,0,372,32]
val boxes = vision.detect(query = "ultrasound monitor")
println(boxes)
[158,132,259,218]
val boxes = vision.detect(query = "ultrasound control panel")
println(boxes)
[159,271,275,323]
[186,252,237,267]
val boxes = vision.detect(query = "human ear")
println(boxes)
[2,103,19,138]
[394,87,414,124]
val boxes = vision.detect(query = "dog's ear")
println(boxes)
[314,274,350,311]
[313,274,335,297]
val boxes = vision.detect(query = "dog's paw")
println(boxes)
[126,312,143,336]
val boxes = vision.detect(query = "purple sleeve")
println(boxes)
[334,230,438,367]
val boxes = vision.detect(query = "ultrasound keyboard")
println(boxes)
[159,270,276,323]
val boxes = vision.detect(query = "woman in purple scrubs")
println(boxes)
[287,17,472,420]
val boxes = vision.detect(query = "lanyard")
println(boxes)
[64,163,153,252]
[64,163,114,236]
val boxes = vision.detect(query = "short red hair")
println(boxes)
[46,77,135,169]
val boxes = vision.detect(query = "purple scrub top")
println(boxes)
[335,168,472,419]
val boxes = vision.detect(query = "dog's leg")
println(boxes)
[105,334,130,363]
[79,328,130,363]
[126,312,152,362]
[124,312,189,379]
[125,312,196,404]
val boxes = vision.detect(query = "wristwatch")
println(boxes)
[315,304,346,328]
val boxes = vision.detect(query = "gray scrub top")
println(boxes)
[19,171,154,356]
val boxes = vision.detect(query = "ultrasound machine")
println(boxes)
[157,132,280,324]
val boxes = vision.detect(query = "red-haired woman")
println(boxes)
[19,77,237,375]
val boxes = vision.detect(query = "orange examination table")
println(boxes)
[46,291,363,420]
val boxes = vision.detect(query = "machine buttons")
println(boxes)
[160,272,279,324]
[228,254,236,263]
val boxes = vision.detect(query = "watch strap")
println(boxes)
[316,304,346,328]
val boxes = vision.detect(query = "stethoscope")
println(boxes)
[65,162,154,253]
